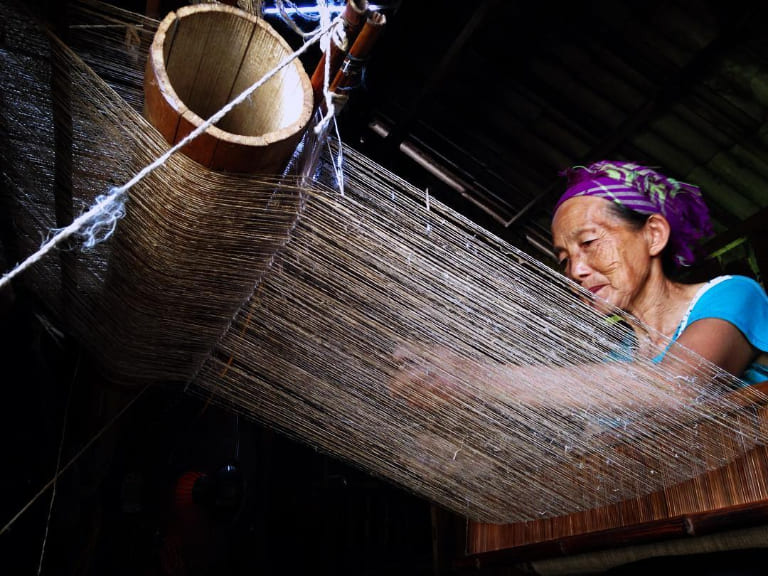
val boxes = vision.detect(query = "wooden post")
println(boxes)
[322,10,386,116]
[310,0,369,108]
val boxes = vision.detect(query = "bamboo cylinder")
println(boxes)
[144,3,312,174]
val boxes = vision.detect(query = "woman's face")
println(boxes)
[551,196,653,312]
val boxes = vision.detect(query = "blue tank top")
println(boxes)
[654,275,768,385]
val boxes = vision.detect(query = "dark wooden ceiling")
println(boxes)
[333,0,768,273]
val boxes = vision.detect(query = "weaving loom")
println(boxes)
[3,0,768,572]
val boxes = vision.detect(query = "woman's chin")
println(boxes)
[583,292,616,315]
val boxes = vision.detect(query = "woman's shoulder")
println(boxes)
[696,274,766,300]
[686,274,768,349]
[673,275,766,333]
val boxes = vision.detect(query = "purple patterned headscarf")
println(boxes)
[554,160,714,267]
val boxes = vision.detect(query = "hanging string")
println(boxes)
[1,383,152,538]
[313,0,347,195]
[329,113,346,195]
[315,0,337,129]
[36,350,80,576]
[275,0,323,35]
[278,0,348,194]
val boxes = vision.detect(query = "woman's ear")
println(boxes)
[644,214,671,257]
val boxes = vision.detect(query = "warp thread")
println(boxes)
[7,0,768,532]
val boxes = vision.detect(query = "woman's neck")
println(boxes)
[628,273,704,344]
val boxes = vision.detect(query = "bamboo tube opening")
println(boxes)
[144,3,313,173]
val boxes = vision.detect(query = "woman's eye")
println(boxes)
[581,239,596,248]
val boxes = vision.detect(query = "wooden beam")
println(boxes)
[454,500,768,573]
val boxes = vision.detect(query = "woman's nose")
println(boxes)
[569,254,591,279]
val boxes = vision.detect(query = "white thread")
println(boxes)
[0,191,127,290]
[276,0,321,37]
[1,384,151,538]
[37,351,80,576]
[313,0,337,135]
[317,0,331,57]
[0,14,339,292]
[311,0,346,196]
[316,115,347,197]
[331,115,346,196]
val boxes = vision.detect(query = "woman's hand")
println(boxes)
[389,343,476,411]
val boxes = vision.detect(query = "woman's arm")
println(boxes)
[390,342,702,414]
[674,317,757,379]
[391,278,768,414]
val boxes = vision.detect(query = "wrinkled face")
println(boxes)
[551,196,653,312]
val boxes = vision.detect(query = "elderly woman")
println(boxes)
[393,160,768,411]
[552,160,768,385]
